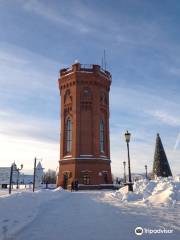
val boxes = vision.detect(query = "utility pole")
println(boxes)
[9,164,13,194]
[33,157,37,192]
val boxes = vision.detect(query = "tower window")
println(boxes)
[64,89,72,104]
[100,92,107,105]
[100,120,105,153]
[81,87,92,102]
[65,118,72,153]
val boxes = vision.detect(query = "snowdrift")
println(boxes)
[112,178,180,207]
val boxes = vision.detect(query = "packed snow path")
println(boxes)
[13,191,179,240]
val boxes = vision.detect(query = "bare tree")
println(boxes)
[42,169,56,185]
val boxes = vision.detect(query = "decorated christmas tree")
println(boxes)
[152,133,172,177]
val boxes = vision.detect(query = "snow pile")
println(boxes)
[112,178,180,207]
[0,188,67,239]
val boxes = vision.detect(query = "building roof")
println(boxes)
[36,161,43,170]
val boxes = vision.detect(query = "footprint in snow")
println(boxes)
[2,219,9,223]
[13,220,19,224]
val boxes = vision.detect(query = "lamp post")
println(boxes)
[16,164,23,189]
[9,163,23,194]
[123,161,126,184]
[124,131,133,192]
[145,165,148,179]
[9,164,14,194]
[33,157,37,192]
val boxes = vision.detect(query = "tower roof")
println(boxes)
[152,133,172,177]
[36,161,43,170]
[59,63,111,80]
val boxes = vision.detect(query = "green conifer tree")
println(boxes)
[152,133,172,177]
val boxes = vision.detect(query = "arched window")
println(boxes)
[64,89,72,104]
[100,120,105,152]
[65,118,72,153]
[100,92,107,105]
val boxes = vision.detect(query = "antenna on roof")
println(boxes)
[104,49,107,70]
[101,56,104,69]
[101,49,107,70]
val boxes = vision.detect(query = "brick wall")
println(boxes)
[57,63,112,188]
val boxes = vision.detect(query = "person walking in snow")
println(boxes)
[75,180,79,191]
[71,181,74,192]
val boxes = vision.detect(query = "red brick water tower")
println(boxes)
[57,63,112,189]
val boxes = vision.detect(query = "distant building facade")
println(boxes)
[19,162,44,186]
[0,161,44,188]
[0,163,18,188]
[57,63,112,188]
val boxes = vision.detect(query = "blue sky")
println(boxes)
[0,0,180,175]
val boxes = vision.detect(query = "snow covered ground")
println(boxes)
[0,178,179,240]
[0,187,68,239]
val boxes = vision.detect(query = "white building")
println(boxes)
[19,161,44,186]
[35,161,44,186]
[175,174,180,182]
[0,163,18,188]
[0,162,44,188]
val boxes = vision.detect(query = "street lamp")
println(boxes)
[9,163,23,194]
[33,157,37,192]
[145,165,148,179]
[124,131,133,192]
[123,161,126,184]
[16,164,23,189]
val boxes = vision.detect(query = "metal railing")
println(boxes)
[60,64,111,80]
[80,64,93,69]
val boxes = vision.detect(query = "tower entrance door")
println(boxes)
[103,173,108,184]
[83,175,90,185]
